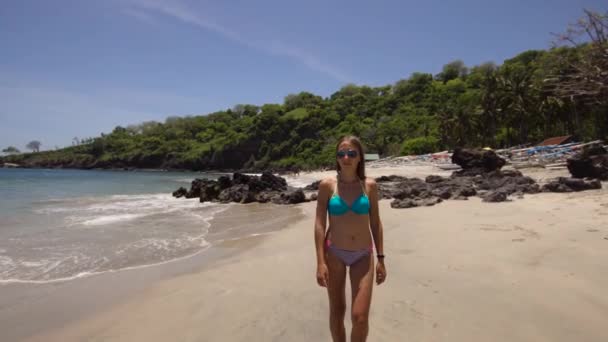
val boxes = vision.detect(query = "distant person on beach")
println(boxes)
[314,135,386,342]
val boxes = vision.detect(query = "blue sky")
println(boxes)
[0,0,605,151]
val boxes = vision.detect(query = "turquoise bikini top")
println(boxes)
[327,179,370,216]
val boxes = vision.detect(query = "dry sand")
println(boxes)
[20,167,608,341]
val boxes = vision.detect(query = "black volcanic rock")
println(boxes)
[173,173,306,205]
[567,144,608,180]
[542,177,602,192]
[451,148,506,173]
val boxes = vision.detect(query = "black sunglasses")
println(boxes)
[337,149,358,158]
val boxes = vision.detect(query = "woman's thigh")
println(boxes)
[349,255,374,316]
[326,250,347,307]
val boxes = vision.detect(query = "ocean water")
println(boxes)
[0,168,233,284]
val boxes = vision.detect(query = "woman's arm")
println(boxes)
[368,178,387,285]
[314,179,331,266]
[368,179,384,257]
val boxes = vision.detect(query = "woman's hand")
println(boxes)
[376,260,387,285]
[316,263,329,287]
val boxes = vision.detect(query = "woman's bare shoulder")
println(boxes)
[319,177,336,190]
[364,177,377,188]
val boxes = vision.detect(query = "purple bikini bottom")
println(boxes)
[326,240,373,266]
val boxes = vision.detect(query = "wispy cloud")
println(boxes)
[122,8,158,25]
[123,0,353,83]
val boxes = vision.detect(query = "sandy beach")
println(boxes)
[6,166,608,341]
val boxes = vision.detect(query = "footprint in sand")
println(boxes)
[388,300,431,321]
[587,229,599,232]
[514,225,540,239]
[479,224,512,232]
[512,238,525,242]
[447,265,463,272]
[416,280,432,288]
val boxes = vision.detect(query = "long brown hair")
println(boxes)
[335,135,366,180]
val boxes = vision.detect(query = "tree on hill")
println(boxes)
[26,140,41,152]
[548,9,608,104]
[2,146,20,155]
[436,60,469,83]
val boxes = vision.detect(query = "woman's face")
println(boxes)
[336,141,361,171]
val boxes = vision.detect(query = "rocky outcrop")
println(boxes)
[374,169,539,208]
[567,144,608,180]
[372,167,599,208]
[541,177,602,192]
[451,148,506,174]
[174,166,603,209]
[172,172,308,205]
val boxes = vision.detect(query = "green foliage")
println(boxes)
[281,108,309,121]
[283,92,323,112]
[401,137,440,156]
[436,60,468,83]
[2,146,20,154]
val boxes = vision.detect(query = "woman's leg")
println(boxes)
[326,249,347,342]
[349,254,374,342]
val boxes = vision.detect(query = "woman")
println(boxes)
[314,135,386,342]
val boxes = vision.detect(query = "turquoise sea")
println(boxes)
[0,168,231,283]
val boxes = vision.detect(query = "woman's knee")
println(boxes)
[351,310,369,326]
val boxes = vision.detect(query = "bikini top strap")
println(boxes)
[333,175,339,197]
[359,178,368,196]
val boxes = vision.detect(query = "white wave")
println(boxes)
[40,257,70,274]
[68,201,222,227]
[186,203,232,220]
[131,236,210,251]
[171,178,195,183]
[20,260,48,267]
[37,193,220,227]
[0,255,14,268]
[35,193,213,214]
[282,175,318,189]
[80,213,147,226]
[0,244,213,285]
[1,199,231,285]
[214,232,275,243]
